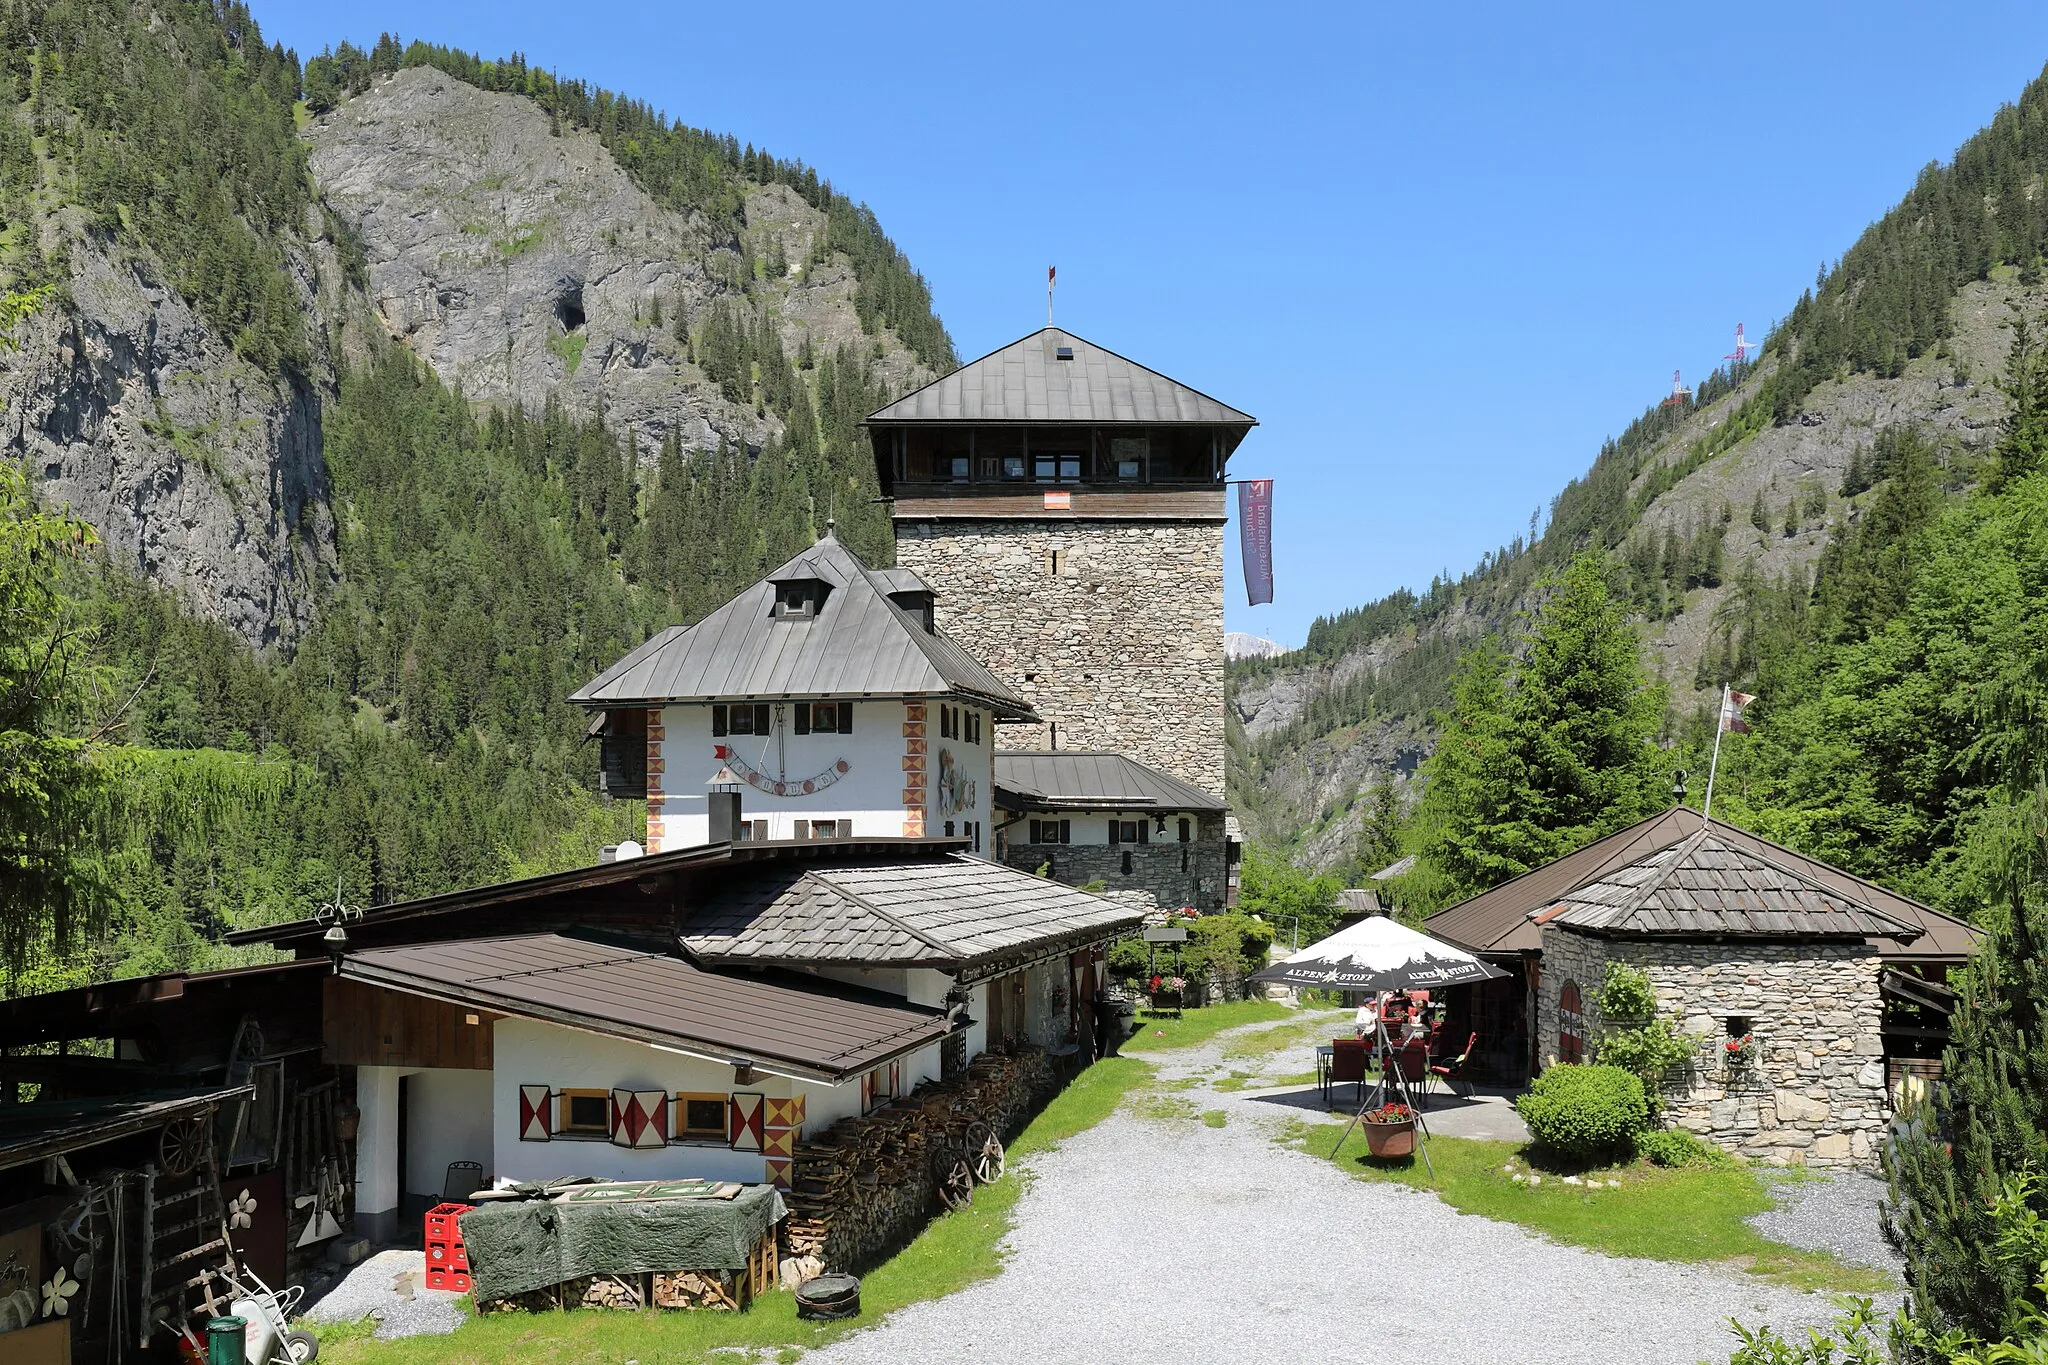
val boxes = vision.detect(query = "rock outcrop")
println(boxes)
[305,66,929,460]
[0,233,338,648]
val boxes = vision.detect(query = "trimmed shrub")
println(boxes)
[1517,1063,1649,1161]
[1635,1127,1734,1169]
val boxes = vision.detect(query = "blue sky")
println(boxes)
[256,1,2048,646]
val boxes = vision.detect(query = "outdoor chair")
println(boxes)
[1430,1032,1480,1100]
[1328,1038,1368,1105]
[442,1160,485,1204]
[1390,1040,1432,1109]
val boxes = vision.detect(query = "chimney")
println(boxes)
[708,786,743,844]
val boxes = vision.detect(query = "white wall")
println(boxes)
[405,1069,494,1201]
[356,1065,401,1220]
[1006,808,1192,847]
[490,1017,879,1185]
[651,699,992,852]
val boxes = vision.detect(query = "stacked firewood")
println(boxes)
[783,1045,1057,1281]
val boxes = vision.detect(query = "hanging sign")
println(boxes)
[1239,479,1275,606]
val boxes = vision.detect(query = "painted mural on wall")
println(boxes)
[715,744,852,798]
[936,749,976,819]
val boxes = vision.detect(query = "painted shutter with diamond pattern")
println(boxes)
[519,1085,552,1142]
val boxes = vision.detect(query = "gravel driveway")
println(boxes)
[805,1015,1859,1365]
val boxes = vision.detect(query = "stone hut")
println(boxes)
[1530,828,1925,1167]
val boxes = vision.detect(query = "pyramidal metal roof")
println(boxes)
[865,328,1256,427]
[569,535,1035,715]
[1532,829,1922,942]
[992,751,1227,813]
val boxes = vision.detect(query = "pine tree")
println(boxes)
[1414,554,1667,902]
[1782,497,1799,537]
[1994,305,2048,492]
[1750,489,1770,532]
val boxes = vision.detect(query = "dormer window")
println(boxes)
[772,579,829,619]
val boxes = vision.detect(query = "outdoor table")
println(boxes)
[1315,1044,1334,1099]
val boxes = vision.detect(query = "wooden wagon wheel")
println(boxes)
[930,1150,975,1211]
[967,1121,1005,1184]
[159,1116,208,1178]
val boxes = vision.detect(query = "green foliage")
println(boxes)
[2,0,313,370]
[1589,964,1692,1106]
[0,445,109,972]
[1411,554,1668,906]
[1236,843,1341,948]
[1182,913,1274,997]
[1516,1063,1649,1162]
[1634,1128,1732,1170]
[1104,936,1148,983]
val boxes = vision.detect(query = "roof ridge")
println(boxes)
[1611,827,1708,918]
[1697,830,1917,932]
[799,868,959,958]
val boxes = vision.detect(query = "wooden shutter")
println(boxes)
[598,709,648,799]
[752,703,771,734]
[519,1085,552,1142]
[712,704,728,737]
[729,1092,765,1151]
[1107,820,1120,844]
[794,704,810,735]
[840,703,854,735]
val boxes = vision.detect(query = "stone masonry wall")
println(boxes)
[1001,816,1229,914]
[894,518,1226,797]
[1535,927,1889,1167]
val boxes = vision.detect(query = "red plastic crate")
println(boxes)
[424,1266,471,1293]
[427,1242,469,1271]
[424,1202,471,1246]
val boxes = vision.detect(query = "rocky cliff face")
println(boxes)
[1235,277,2027,870]
[305,66,930,459]
[0,225,340,649]
[6,64,938,650]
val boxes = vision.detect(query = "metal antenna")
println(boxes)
[1046,265,1055,327]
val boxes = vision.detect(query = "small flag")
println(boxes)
[1048,265,1055,287]
[1239,479,1275,606]
[1720,689,1755,733]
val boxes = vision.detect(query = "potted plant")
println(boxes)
[1360,1101,1417,1158]
[1723,1033,1759,1070]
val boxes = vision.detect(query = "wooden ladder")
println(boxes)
[137,1136,239,1345]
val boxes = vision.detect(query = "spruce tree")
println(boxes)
[1994,306,2048,492]
[1751,489,1770,532]
[1415,554,1666,902]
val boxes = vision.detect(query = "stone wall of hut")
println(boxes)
[1535,927,1888,1167]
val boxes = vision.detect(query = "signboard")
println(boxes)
[1043,489,1072,511]
[1141,926,1189,943]
[1238,478,1274,606]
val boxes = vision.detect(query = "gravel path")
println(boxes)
[804,1014,1853,1365]
[1748,1172,1903,1277]
[303,1249,467,1339]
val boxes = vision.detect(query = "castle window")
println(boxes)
[1028,819,1071,845]
[1108,819,1149,845]
[1034,452,1081,484]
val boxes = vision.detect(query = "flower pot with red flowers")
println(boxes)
[1723,1033,1760,1072]
[1361,1102,1417,1158]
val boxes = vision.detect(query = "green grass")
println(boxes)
[1123,999,1294,1051]
[1288,1126,1892,1294]
[548,331,587,374]
[1200,1110,1228,1129]
[318,1056,1154,1364]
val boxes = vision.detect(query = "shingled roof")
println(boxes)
[681,854,1143,969]
[1426,809,1978,960]
[865,328,1256,428]
[569,534,1033,716]
[993,751,1227,813]
[340,932,957,1082]
[1532,830,1923,943]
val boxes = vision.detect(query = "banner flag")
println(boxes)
[1720,689,1756,734]
[1239,479,1274,606]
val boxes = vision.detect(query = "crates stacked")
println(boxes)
[424,1203,473,1292]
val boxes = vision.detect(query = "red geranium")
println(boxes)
[1362,1103,1413,1125]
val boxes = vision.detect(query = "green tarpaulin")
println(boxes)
[458,1181,787,1301]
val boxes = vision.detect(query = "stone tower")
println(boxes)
[866,327,1255,798]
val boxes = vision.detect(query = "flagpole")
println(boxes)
[1701,684,1728,825]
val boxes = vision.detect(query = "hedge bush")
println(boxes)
[1517,1063,1649,1161]
[1635,1127,1733,1169]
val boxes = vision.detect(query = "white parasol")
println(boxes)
[1249,915,1507,992]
